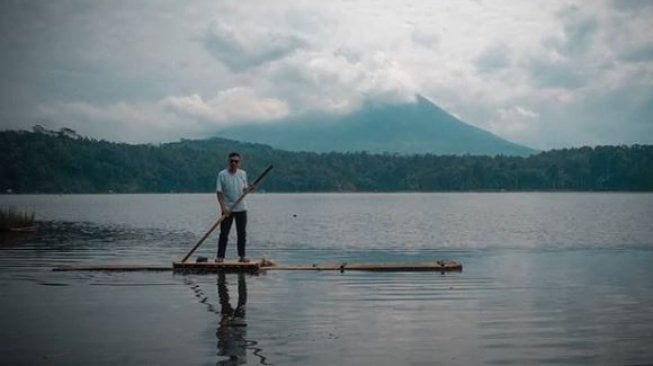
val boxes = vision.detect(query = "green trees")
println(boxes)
[1,129,652,193]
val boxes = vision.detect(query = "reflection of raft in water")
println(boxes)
[53,260,462,273]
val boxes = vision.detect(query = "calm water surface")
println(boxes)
[1,193,652,365]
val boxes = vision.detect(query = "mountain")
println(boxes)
[217,95,537,156]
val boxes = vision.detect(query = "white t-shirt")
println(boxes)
[216,169,248,212]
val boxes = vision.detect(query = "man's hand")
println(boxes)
[218,205,231,216]
[244,184,256,194]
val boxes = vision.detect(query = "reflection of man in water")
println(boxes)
[217,272,248,365]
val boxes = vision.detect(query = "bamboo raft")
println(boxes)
[52,260,462,273]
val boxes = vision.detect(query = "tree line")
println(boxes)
[1,128,652,193]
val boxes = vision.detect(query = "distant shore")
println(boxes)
[2,129,653,193]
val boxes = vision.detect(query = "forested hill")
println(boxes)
[1,129,652,193]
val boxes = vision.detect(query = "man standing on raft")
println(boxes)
[216,152,253,263]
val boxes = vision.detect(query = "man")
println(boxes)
[216,152,253,263]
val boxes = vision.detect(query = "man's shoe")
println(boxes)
[238,257,250,263]
[215,258,224,263]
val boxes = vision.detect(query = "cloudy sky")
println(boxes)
[1,0,652,149]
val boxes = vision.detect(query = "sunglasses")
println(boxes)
[230,159,240,163]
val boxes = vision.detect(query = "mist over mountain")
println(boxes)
[217,95,536,156]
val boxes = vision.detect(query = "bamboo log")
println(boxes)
[53,264,171,272]
[267,261,463,272]
[52,260,462,273]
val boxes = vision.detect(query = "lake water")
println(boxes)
[1,193,652,365]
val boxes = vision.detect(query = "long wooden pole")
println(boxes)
[180,165,273,263]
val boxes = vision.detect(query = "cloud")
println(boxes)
[162,87,289,123]
[411,28,440,49]
[523,6,600,90]
[612,0,653,11]
[36,101,185,143]
[528,58,588,89]
[474,44,512,72]
[202,20,307,71]
[553,6,599,57]
[264,49,418,115]
[488,106,541,143]
[35,88,289,143]
[622,43,653,63]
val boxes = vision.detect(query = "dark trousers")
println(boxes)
[217,211,247,258]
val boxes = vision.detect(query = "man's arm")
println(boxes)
[216,191,229,216]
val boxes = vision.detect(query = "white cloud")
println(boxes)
[36,101,187,143]
[202,20,307,71]
[35,88,289,142]
[162,87,289,123]
[489,106,541,144]
[262,49,417,115]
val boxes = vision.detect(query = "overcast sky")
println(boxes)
[1,0,652,149]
